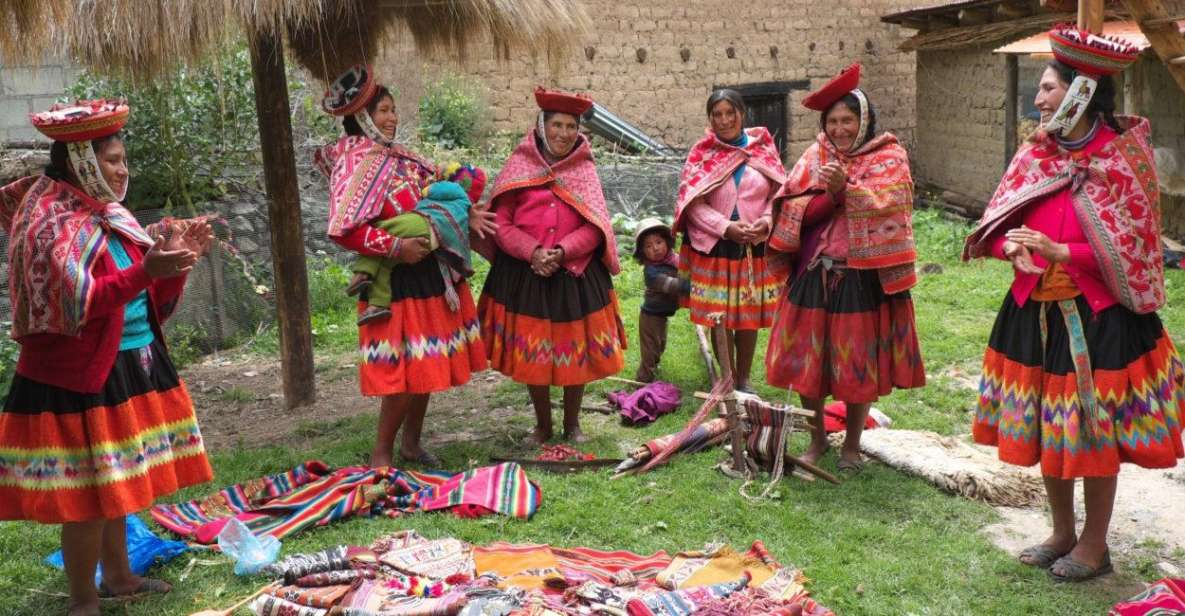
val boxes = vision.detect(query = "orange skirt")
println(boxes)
[478,253,625,386]
[679,238,779,330]
[0,339,212,524]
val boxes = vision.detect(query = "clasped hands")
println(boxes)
[531,246,565,277]
[1001,225,1070,275]
[724,218,770,244]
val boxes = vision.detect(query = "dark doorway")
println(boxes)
[715,80,808,161]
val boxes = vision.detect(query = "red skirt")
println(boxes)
[765,264,925,402]
[358,258,485,396]
[478,253,625,386]
[0,338,213,524]
[679,238,779,330]
[974,294,1185,479]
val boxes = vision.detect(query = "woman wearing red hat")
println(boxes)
[476,87,626,444]
[316,65,494,468]
[674,89,787,393]
[765,63,925,471]
[965,26,1184,581]
[0,100,214,615]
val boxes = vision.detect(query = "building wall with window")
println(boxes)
[377,0,920,161]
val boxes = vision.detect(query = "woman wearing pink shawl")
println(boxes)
[674,89,787,393]
[477,87,626,444]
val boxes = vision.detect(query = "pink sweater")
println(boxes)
[492,185,603,276]
[683,166,776,253]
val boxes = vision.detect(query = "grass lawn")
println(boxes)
[1,209,1182,615]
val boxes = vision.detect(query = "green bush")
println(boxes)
[0,324,16,405]
[417,76,490,149]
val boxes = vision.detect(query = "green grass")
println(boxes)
[1,208,1182,615]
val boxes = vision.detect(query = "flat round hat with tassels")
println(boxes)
[1049,24,1140,77]
[30,99,129,142]
[322,64,381,117]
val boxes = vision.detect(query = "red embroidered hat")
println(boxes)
[323,64,381,117]
[30,99,129,142]
[1049,25,1140,77]
[534,86,594,116]
[802,63,862,112]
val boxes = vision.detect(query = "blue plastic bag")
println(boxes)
[216,518,281,576]
[46,515,189,586]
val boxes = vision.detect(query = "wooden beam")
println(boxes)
[1005,54,1019,169]
[1040,0,1076,10]
[958,7,994,26]
[1078,0,1105,32]
[1142,13,1185,27]
[996,2,1035,19]
[248,28,317,409]
[1123,62,1145,114]
[1123,0,1185,94]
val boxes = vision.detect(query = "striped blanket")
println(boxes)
[151,461,541,544]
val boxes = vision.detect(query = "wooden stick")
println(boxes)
[189,582,278,616]
[790,468,816,482]
[606,375,647,386]
[784,453,842,485]
[710,317,747,475]
[694,324,719,385]
[1077,0,1105,32]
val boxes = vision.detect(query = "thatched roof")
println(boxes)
[0,0,590,82]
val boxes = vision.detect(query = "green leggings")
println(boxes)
[354,213,430,308]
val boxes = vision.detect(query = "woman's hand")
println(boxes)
[531,247,562,277]
[724,221,753,243]
[397,237,431,264]
[1002,240,1045,275]
[820,162,847,196]
[143,236,198,279]
[1005,226,1069,264]
[469,202,498,239]
[747,218,770,243]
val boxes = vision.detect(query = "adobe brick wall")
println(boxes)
[376,0,920,162]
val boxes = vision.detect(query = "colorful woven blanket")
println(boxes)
[965,116,1164,314]
[1109,578,1185,615]
[151,461,541,544]
[770,131,917,294]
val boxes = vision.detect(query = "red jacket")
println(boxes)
[492,185,603,276]
[15,238,187,394]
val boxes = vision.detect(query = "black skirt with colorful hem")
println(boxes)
[974,293,1185,479]
[0,337,213,524]
[478,252,625,386]
[765,264,925,403]
[679,237,780,331]
[358,256,486,396]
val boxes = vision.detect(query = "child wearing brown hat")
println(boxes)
[634,218,688,382]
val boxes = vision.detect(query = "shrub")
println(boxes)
[417,76,490,149]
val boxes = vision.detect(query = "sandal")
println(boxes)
[1018,543,1074,568]
[836,457,865,473]
[1049,551,1113,583]
[400,449,442,468]
[97,577,171,600]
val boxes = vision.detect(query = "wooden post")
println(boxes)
[1004,54,1019,169]
[248,29,316,408]
[1077,0,1105,32]
[1123,0,1185,94]
[710,317,746,474]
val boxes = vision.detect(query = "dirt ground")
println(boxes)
[182,350,513,452]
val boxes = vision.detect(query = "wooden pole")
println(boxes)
[1004,54,1019,169]
[1077,0,1105,32]
[1123,0,1185,94]
[710,317,746,474]
[248,28,316,409]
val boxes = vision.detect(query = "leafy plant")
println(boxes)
[417,75,490,150]
[0,322,16,406]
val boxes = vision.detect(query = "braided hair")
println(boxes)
[1048,60,1123,134]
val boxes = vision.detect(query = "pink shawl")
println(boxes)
[768,132,917,294]
[0,175,155,339]
[314,136,436,238]
[673,127,787,233]
[478,131,620,274]
[964,116,1164,314]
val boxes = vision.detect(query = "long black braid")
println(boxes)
[1048,60,1124,134]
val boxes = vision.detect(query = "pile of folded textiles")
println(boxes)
[151,461,541,545]
[247,531,833,615]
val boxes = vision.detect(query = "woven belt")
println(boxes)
[1039,299,1103,440]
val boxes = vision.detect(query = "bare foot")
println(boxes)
[799,442,830,466]
[399,448,441,467]
[524,428,553,447]
[370,453,393,469]
[563,426,589,444]
[98,575,172,598]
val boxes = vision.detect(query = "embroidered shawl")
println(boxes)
[315,135,436,238]
[478,131,620,274]
[0,175,155,339]
[768,132,917,294]
[964,116,1164,314]
[673,127,787,232]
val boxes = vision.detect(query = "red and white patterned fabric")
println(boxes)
[673,127,786,235]
[0,175,157,339]
[964,116,1165,314]
[476,131,619,274]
